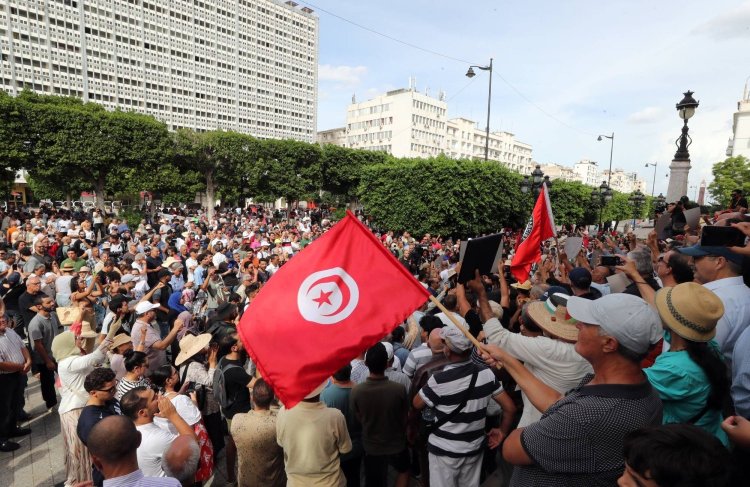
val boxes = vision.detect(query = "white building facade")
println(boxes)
[344,88,447,158]
[444,117,533,174]
[0,0,318,141]
[727,82,750,160]
[573,159,600,187]
[320,87,534,172]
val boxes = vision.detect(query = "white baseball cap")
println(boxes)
[566,294,662,355]
[135,302,160,315]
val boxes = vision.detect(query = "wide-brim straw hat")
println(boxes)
[110,333,132,352]
[79,320,98,338]
[511,280,532,291]
[526,294,580,342]
[654,282,723,343]
[175,333,212,366]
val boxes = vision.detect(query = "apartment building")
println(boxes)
[0,0,318,141]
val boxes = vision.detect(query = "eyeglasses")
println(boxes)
[97,380,119,393]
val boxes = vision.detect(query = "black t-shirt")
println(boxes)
[2,284,25,311]
[146,256,162,287]
[220,357,252,419]
[77,403,117,487]
[18,290,42,338]
[731,196,749,211]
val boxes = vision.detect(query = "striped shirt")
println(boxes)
[403,344,433,378]
[103,469,180,486]
[115,377,150,401]
[419,360,502,457]
[0,328,25,373]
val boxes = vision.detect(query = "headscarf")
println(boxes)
[176,311,195,340]
[51,331,82,362]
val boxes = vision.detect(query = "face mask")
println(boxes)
[663,329,672,344]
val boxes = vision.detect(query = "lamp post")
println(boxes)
[644,162,657,198]
[596,180,613,230]
[596,132,614,230]
[654,193,666,216]
[628,189,646,230]
[520,164,551,199]
[673,91,699,161]
[667,91,699,202]
[465,58,493,162]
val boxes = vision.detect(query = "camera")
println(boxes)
[600,255,621,266]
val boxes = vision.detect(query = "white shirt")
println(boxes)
[135,422,177,477]
[185,257,198,282]
[154,394,202,434]
[212,252,227,268]
[483,317,593,427]
[704,276,750,369]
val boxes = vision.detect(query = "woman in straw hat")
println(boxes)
[177,332,224,456]
[52,319,121,487]
[470,279,593,427]
[645,282,730,446]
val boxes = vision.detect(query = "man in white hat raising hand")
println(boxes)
[130,301,182,374]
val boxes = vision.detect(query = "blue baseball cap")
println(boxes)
[677,245,744,265]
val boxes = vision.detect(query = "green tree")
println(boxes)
[19,94,172,209]
[601,191,635,230]
[319,145,391,206]
[0,90,34,191]
[174,130,258,218]
[708,155,750,206]
[547,180,592,226]
[358,156,525,236]
[248,139,321,207]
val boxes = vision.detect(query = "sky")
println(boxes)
[309,0,750,199]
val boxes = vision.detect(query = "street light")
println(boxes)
[628,189,646,229]
[673,91,699,161]
[465,58,493,162]
[519,165,551,199]
[644,162,657,198]
[596,180,613,230]
[654,193,666,215]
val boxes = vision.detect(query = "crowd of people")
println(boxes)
[0,194,748,487]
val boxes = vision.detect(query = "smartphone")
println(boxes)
[701,226,746,247]
[600,255,620,266]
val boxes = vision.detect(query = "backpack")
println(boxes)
[212,358,243,411]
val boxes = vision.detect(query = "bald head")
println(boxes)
[163,436,200,486]
[428,328,444,354]
[88,416,141,464]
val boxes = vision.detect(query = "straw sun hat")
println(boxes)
[109,333,132,352]
[654,282,724,343]
[526,293,580,342]
[175,333,213,366]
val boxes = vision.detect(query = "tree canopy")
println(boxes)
[708,155,750,207]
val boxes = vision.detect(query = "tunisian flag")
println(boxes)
[510,185,556,282]
[238,211,430,408]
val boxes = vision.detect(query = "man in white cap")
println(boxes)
[414,327,512,487]
[130,301,182,374]
[482,293,664,486]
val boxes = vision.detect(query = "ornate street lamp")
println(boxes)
[520,175,531,194]
[628,189,646,229]
[465,58,493,161]
[674,91,699,161]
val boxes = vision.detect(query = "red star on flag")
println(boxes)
[312,289,333,308]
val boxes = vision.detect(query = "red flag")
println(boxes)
[510,185,556,282]
[238,211,430,408]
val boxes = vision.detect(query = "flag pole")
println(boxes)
[427,295,484,349]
